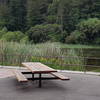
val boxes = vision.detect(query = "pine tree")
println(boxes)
[27,0,49,27]
[0,0,10,29]
[8,0,27,31]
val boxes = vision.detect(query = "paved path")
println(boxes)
[0,68,14,78]
[0,72,100,100]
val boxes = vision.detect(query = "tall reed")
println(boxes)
[0,40,85,71]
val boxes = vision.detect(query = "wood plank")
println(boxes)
[13,70,28,82]
[22,62,39,72]
[51,72,70,80]
[22,62,57,73]
[31,62,57,71]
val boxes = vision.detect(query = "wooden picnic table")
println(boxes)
[13,62,70,88]
[22,62,57,73]
[22,62,57,87]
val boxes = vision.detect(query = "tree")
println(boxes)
[27,24,63,43]
[66,18,100,44]
[79,0,100,19]
[47,0,80,32]
[27,0,49,27]
[0,1,10,29]
[77,18,100,44]
[8,0,27,31]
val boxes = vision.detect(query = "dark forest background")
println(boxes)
[0,0,100,44]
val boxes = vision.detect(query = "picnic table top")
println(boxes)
[22,62,57,73]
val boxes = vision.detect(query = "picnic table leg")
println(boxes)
[32,73,34,81]
[39,73,42,88]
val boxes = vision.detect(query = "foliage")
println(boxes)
[77,18,100,44]
[27,24,63,43]
[0,2,10,29]
[0,0,100,45]
[27,0,49,27]
[66,18,100,44]
[94,37,100,45]
[1,31,25,42]
[0,27,8,38]
[65,30,78,44]
[46,15,57,24]
[20,36,29,43]
[0,41,84,71]
[79,0,100,19]
[8,0,27,31]
[31,48,84,70]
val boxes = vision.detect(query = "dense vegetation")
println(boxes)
[0,41,100,72]
[0,0,100,45]
[0,41,86,71]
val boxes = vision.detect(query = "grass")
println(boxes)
[0,41,100,72]
[0,41,85,71]
[57,43,100,49]
[86,67,100,72]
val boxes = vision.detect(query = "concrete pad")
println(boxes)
[0,73,100,100]
[0,68,14,78]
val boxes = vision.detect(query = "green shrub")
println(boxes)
[0,27,8,38]
[27,24,63,43]
[65,30,81,44]
[94,37,100,45]
[20,36,29,43]
[66,18,100,44]
[46,15,57,24]
[77,18,100,44]
[1,31,24,42]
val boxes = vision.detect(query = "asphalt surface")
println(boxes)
[0,73,100,100]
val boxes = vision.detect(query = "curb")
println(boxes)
[0,65,100,76]
[57,70,100,76]
[0,65,27,70]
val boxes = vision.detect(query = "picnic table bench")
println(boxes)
[13,62,70,88]
[13,70,28,82]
